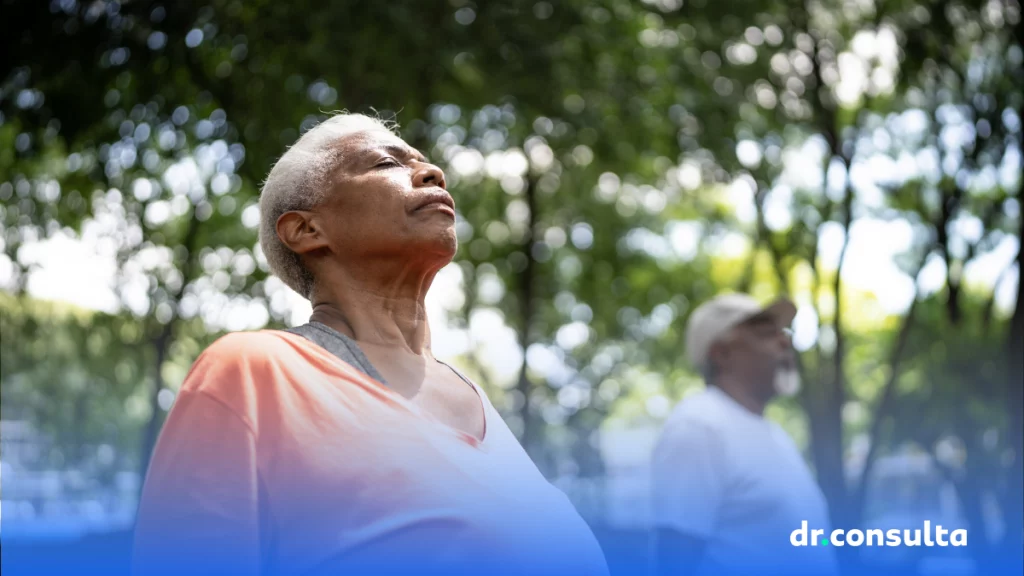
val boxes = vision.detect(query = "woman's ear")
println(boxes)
[276,211,329,255]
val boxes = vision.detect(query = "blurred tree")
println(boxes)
[0,292,220,476]
[851,2,1023,567]
[2,0,654,479]
[627,0,1022,563]
[0,3,1020,567]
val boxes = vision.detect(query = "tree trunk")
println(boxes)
[800,7,855,529]
[935,457,992,573]
[851,243,934,527]
[748,186,791,295]
[936,184,964,325]
[815,189,852,527]
[136,208,202,493]
[1002,14,1024,568]
[137,329,171,495]
[514,175,540,459]
[1004,207,1023,560]
[850,288,920,527]
[811,157,854,532]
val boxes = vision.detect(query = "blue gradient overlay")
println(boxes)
[4,502,1022,576]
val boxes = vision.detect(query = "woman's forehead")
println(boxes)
[335,129,423,161]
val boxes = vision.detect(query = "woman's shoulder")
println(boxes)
[180,330,299,394]
[192,330,300,369]
[203,329,293,358]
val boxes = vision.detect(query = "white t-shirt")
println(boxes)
[651,387,837,576]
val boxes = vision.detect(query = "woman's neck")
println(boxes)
[308,265,435,355]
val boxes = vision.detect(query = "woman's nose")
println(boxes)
[413,162,446,189]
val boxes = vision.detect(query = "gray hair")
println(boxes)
[258,113,398,299]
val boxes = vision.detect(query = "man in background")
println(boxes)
[651,294,837,576]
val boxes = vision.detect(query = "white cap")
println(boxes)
[685,293,797,370]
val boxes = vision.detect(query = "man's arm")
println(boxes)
[653,528,707,576]
[650,418,723,576]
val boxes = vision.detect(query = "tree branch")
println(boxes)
[851,248,932,524]
[750,186,787,294]
[514,174,539,457]
[1003,183,1024,552]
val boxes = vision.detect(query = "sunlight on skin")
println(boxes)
[280,262,499,376]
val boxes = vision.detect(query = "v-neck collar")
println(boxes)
[286,322,489,445]
[305,321,389,384]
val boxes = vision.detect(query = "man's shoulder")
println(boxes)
[665,388,733,430]
[654,391,733,453]
[766,420,803,452]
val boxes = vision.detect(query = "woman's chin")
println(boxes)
[413,233,458,263]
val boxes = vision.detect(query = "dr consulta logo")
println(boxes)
[791,521,967,547]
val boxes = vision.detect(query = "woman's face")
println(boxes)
[312,129,457,269]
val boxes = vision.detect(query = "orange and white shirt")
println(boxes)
[132,325,608,576]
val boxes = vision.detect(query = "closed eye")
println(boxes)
[375,157,402,169]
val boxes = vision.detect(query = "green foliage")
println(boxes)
[1,292,149,469]
[0,0,1020,551]
[0,292,222,471]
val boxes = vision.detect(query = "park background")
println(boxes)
[1,0,1022,574]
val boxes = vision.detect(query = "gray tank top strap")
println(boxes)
[283,322,389,386]
[285,321,481,393]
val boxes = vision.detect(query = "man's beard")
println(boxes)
[773,367,802,397]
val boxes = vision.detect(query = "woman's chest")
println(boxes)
[361,351,486,440]
[249,384,604,574]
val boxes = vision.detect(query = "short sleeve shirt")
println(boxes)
[651,387,837,576]
[132,327,608,576]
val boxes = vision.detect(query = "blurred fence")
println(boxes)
[1,420,137,540]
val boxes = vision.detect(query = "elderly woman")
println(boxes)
[131,114,608,576]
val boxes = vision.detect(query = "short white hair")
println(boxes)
[258,113,398,299]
